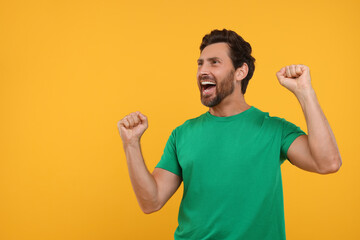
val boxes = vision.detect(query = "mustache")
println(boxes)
[199,75,216,81]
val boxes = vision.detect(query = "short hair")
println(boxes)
[200,29,256,94]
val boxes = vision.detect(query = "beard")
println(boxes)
[200,70,235,107]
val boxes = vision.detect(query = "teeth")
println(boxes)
[201,81,216,85]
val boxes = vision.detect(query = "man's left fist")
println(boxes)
[276,64,313,95]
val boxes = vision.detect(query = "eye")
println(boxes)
[211,59,219,64]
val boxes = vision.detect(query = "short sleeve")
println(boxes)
[155,129,182,178]
[280,118,307,164]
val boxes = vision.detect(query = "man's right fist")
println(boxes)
[117,111,148,145]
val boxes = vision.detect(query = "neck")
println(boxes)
[208,93,251,117]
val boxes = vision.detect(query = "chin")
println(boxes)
[201,98,219,108]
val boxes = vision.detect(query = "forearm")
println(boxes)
[296,88,342,171]
[123,141,159,213]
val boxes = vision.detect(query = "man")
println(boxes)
[117,29,342,239]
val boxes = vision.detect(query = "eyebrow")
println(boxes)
[197,57,222,64]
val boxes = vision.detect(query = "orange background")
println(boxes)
[0,0,359,239]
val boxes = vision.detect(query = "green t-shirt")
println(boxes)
[155,106,306,240]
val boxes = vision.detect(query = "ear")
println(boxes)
[235,62,249,82]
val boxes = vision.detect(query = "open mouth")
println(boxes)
[201,81,216,95]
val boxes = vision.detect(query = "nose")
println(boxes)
[198,72,211,81]
[198,61,210,74]
[197,64,211,79]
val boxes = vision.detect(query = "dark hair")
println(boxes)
[200,29,255,94]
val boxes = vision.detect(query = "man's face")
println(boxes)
[197,42,236,107]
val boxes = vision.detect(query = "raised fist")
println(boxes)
[276,64,312,95]
[117,111,148,145]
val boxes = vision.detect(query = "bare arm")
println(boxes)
[118,112,182,214]
[276,65,342,174]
